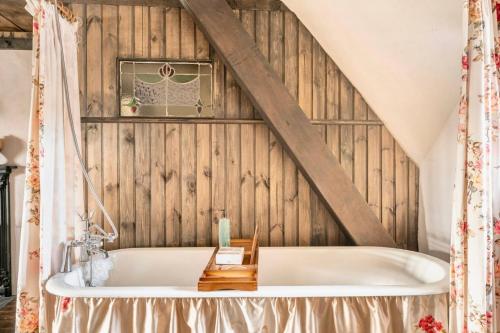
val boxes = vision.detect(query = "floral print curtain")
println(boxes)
[450,0,500,332]
[16,1,84,332]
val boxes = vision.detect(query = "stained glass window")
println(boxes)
[119,60,213,117]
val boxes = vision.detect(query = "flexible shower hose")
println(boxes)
[53,0,118,242]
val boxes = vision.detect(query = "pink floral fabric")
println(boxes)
[450,0,500,332]
[16,1,83,332]
[417,314,446,333]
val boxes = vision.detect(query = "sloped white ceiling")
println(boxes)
[282,0,462,164]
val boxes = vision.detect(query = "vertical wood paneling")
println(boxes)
[298,22,312,119]
[212,57,225,118]
[196,124,211,246]
[381,127,395,237]
[224,16,241,236]
[134,6,149,58]
[225,18,241,237]
[297,21,312,246]
[353,91,367,199]
[269,11,284,246]
[211,124,225,245]
[194,17,211,246]
[86,123,103,228]
[71,4,86,116]
[102,5,118,117]
[165,7,180,246]
[195,26,209,60]
[255,10,269,120]
[326,125,341,245]
[312,40,325,120]
[339,74,354,245]
[165,124,181,246]
[165,8,180,58]
[116,6,133,249]
[283,11,298,246]
[80,6,420,249]
[240,124,255,238]
[180,9,195,59]
[326,58,339,120]
[134,124,151,247]
[181,124,196,246]
[269,135,284,246]
[226,124,241,238]
[239,10,255,238]
[150,124,166,247]
[340,123,354,181]
[325,56,341,245]
[86,4,102,117]
[85,5,103,232]
[311,128,328,246]
[311,40,326,246]
[255,124,269,245]
[118,6,133,58]
[150,6,165,58]
[133,6,151,247]
[367,109,382,221]
[408,161,419,251]
[149,7,166,247]
[211,42,225,244]
[340,74,354,180]
[255,10,270,245]
[240,10,255,120]
[102,123,119,250]
[119,123,135,248]
[395,143,409,248]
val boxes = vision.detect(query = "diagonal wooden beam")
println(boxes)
[180,0,396,247]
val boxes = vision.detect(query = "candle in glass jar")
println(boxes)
[219,217,231,248]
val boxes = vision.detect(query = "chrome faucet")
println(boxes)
[60,212,109,286]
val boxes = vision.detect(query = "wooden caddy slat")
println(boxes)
[198,228,259,291]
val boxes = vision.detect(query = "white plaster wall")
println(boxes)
[0,50,32,293]
[418,110,458,261]
[282,0,462,163]
[281,0,463,258]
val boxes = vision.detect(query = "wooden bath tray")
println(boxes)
[198,227,259,291]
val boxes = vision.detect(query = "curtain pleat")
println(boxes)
[16,2,83,332]
[450,0,500,332]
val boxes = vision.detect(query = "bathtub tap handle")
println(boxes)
[60,240,84,273]
[60,242,73,273]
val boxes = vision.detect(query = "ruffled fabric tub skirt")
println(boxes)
[45,293,448,333]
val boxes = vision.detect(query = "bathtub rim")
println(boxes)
[45,246,450,298]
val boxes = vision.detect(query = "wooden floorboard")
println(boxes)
[0,299,15,332]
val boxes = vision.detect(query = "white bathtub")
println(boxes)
[46,246,449,298]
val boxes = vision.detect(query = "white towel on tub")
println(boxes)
[74,255,114,287]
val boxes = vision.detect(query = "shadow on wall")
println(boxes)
[417,109,459,263]
[418,198,450,262]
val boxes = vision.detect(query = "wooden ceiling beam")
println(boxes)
[0,32,32,50]
[0,0,287,33]
[64,0,286,10]
[0,2,32,32]
[180,0,396,247]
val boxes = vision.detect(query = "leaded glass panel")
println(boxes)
[119,60,213,117]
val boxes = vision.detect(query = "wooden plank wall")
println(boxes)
[72,4,419,250]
